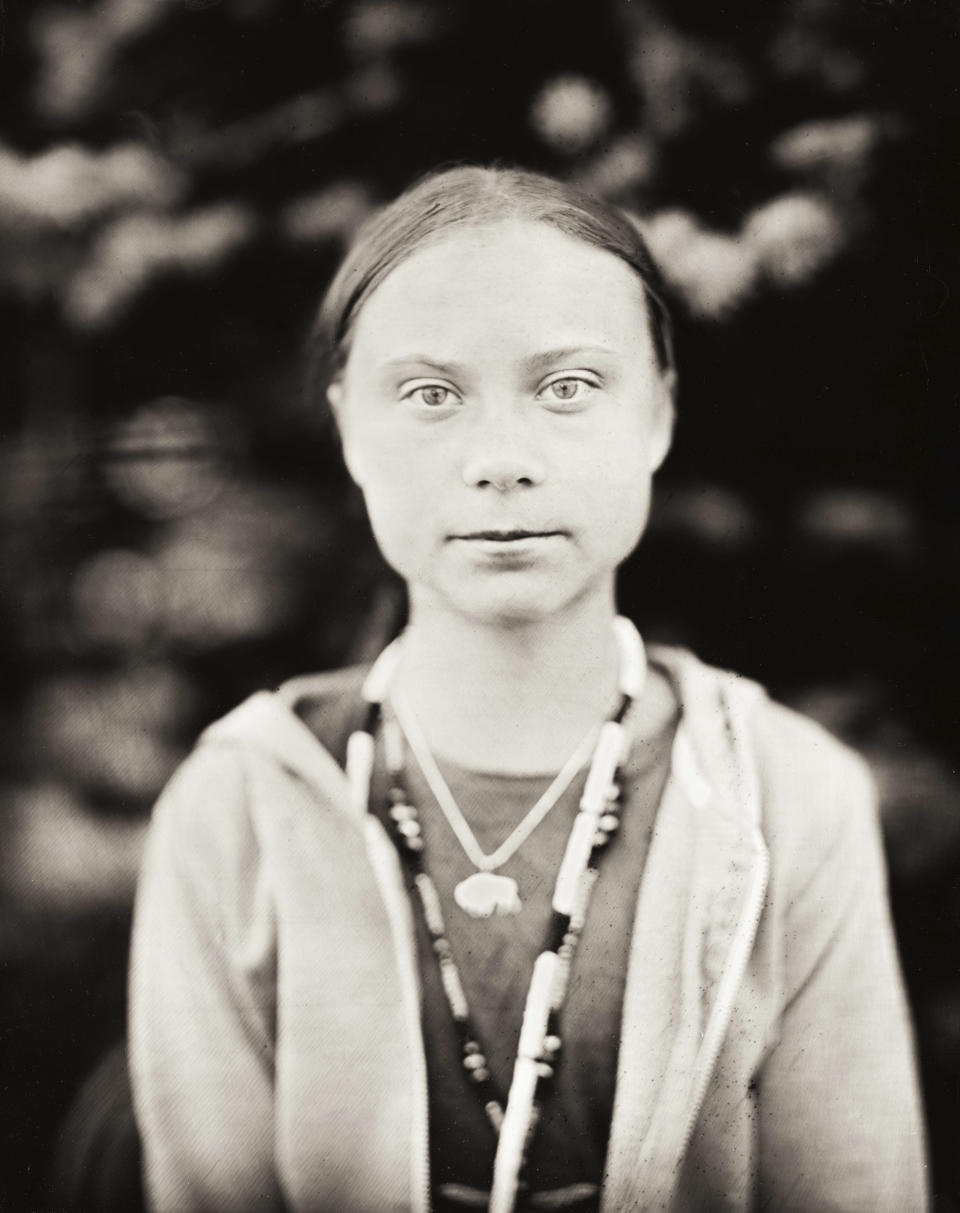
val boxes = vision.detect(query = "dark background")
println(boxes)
[1,1,958,1208]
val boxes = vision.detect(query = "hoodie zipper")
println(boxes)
[674,680,770,1167]
[676,829,769,1162]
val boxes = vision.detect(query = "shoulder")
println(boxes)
[277,663,368,709]
[153,665,370,843]
[751,693,874,815]
[651,644,879,879]
[651,642,871,790]
[750,694,881,909]
[143,738,259,906]
[276,665,369,767]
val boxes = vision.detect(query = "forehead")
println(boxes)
[347,220,653,367]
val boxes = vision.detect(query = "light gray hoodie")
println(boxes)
[129,646,928,1211]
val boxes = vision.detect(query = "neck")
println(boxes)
[395,589,621,775]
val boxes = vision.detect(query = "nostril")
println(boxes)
[462,451,546,491]
[478,474,537,491]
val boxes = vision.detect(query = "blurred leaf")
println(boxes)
[64,204,256,329]
[742,192,848,287]
[0,141,184,233]
[280,180,374,245]
[796,489,918,555]
[25,669,188,800]
[101,396,231,519]
[529,75,614,157]
[3,782,147,909]
[643,209,758,317]
[30,0,180,121]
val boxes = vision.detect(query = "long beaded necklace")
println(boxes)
[345,617,646,1213]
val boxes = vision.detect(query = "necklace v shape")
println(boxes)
[388,616,645,917]
[390,689,599,874]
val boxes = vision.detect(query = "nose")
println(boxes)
[461,417,546,491]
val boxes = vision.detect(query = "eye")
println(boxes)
[536,375,599,408]
[400,382,461,412]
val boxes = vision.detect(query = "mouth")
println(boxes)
[452,529,566,542]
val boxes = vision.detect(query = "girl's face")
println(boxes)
[331,220,674,628]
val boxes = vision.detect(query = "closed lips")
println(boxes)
[454,530,565,540]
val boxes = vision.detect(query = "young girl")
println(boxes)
[129,166,927,1212]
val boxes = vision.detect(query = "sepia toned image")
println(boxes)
[1,2,957,1210]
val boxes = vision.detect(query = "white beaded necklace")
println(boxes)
[345,616,646,1213]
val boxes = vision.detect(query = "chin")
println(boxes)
[440,575,597,630]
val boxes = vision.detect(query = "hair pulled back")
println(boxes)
[306,164,675,408]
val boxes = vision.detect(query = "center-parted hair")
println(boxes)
[305,164,675,411]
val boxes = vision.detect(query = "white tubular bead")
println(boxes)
[518,952,558,1059]
[439,958,469,1021]
[581,722,625,813]
[570,868,599,932]
[553,812,600,915]
[362,637,404,704]
[345,731,374,817]
[613,615,646,699]
[383,716,405,774]
[414,874,445,938]
[550,952,572,1009]
[490,1058,539,1213]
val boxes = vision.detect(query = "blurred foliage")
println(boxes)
[1,0,958,1209]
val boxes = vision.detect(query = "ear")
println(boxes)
[328,381,367,487]
[647,369,676,473]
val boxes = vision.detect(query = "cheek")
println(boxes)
[345,416,407,495]
[346,436,437,569]
[576,415,654,499]
[572,433,655,559]
[359,487,423,579]
[594,473,653,551]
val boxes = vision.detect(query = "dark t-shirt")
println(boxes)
[293,662,678,1210]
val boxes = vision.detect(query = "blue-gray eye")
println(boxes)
[415,386,452,407]
[548,379,581,400]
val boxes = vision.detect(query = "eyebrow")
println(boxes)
[383,345,615,378]
[383,356,465,377]
[521,345,614,373]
